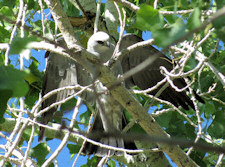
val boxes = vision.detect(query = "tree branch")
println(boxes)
[1,118,225,154]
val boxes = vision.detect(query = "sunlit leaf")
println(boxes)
[80,110,91,125]
[0,65,29,115]
[30,143,50,165]
[187,7,201,30]
[135,4,164,31]
[152,19,186,47]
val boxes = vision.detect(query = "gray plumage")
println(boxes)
[84,32,126,156]
[38,38,93,142]
[120,34,204,110]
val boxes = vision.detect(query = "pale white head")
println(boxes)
[87,31,114,63]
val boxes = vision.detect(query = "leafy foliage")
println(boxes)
[0,65,29,119]
[30,143,50,166]
[0,0,225,166]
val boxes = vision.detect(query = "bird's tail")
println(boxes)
[38,127,46,142]
[82,113,136,157]
[38,107,56,142]
[83,136,125,156]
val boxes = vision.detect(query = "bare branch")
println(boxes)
[94,0,101,33]
[114,0,215,16]
[132,89,197,128]
[44,0,81,49]
[34,85,92,117]
[205,61,225,87]
[38,0,46,38]
[185,78,202,155]
[42,98,82,167]
[113,0,139,12]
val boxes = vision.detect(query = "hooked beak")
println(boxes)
[106,41,110,47]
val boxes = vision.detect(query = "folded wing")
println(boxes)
[120,34,204,110]
[38,38,93,141]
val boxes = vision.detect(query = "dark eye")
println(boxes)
[97,41,104,45]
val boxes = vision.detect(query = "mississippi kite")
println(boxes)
[39,32,204,156]
[82,32,136,156]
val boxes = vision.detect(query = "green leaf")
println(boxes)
[190,150,207,167]
[164,14,177,24]
[108,159,116,167]
[62,0,80,17]
[9,37,41,55]
[184,123,196,139]
[24,71,40,84]
[27,0,37,10]
[67,144,81,155]
[187,7,201,30]
[180,0,189,8]
[215,0,225,9]
[25,57,43,108]
[0,6,13,17]
[0,65,29,97]
[81,156,98,167]
[152,19,187,47]
[214,27,225,43]
[212,4,225,30]
[29,20,43,32]
[29,143,49,165]
[124,110,145,134]
[165,112,188,138]
[155,111,173,128]
[80,110,91,125]
[0,0,16,8]
[0,90,12,122]
[24,57,43,108]
[184,56,198,72]
[60,98,77,112]
[135,4,164,31]
[0,65,29,114]
[212,3,225,43]
[208,120,225,138]
[208,111,225,138]
[0,26,10,43]
[23,127,38,142]
[203,102,215,119]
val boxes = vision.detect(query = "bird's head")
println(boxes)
[87,31,114,63]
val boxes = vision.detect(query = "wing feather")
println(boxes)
[120,34,203,110]
[38,38,93,141]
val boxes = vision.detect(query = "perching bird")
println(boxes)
[39,32,204,156]
[82,32,136,156]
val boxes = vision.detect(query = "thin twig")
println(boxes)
[72,112,94,167]
[38,0,46,38]
[42,98,82,167]
[132,89,197,128]
[154,0,158,9]
[185,78,202,155]
[94,0,101,33]
[35,85,92,117]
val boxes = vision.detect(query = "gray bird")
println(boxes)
[83,32,134,156]
[39,32,203,156]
